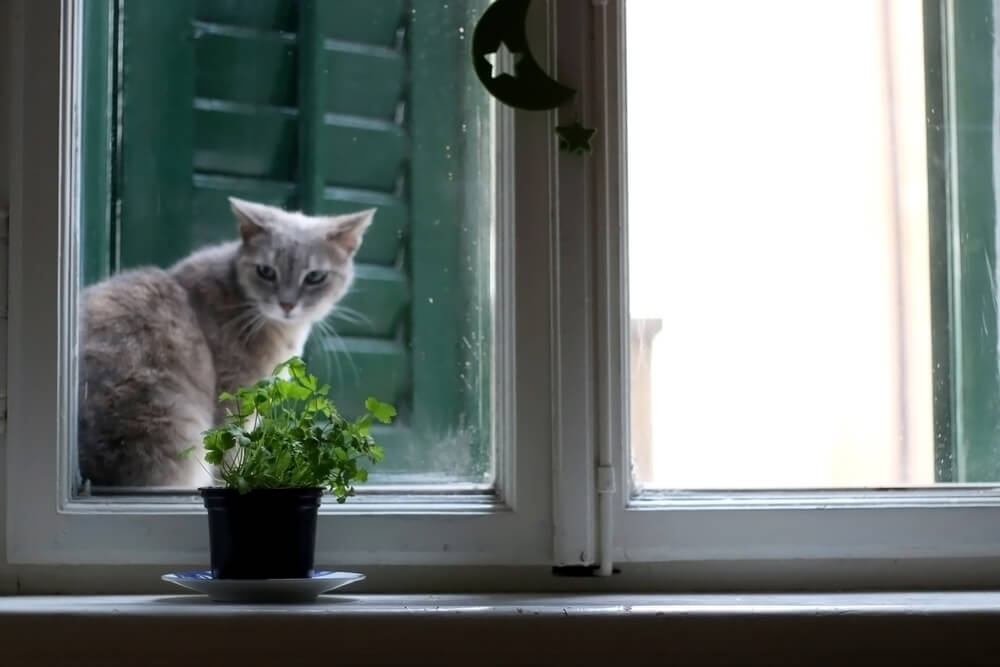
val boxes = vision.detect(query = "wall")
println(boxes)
[1,0,10,210]
[0,0,12,591]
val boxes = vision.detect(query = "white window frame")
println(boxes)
[4,0,567,569]
[582,0,1000,587]
[9,0,1000,591]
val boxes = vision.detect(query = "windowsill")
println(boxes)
[2,592,999,665]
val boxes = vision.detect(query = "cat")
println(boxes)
[77,197,374,488]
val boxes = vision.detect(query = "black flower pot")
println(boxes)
[199,487,323,579]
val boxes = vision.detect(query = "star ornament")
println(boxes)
[555,121,597,155]
[484,40,522,78]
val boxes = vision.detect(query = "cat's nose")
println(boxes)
[279,302,295,314]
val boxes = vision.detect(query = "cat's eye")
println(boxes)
[303,270,328,286]
[256,264,277,281]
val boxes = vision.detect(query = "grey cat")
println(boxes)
[77,197,374,488]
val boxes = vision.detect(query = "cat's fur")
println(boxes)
[77,197,374,487]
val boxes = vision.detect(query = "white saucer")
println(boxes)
[161,570,365,603]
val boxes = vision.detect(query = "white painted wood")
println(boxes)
[590,0,626,578]
[7,591,1000,614]
[549,0,599,568]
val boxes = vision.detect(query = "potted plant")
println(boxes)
[193,356,395,580]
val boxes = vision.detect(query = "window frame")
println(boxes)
[9,0,1000,591]
[4,0,562,568]
[595,0,1000,584]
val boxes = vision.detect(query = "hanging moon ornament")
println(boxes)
[471,0,576,111]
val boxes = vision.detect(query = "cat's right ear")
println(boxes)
[229,197,273,242]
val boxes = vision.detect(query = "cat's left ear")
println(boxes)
[325,209,376,255]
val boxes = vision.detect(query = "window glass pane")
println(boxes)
[77,0,493,493]
[627,0,992,489]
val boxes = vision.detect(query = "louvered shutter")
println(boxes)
[85,0,490,478]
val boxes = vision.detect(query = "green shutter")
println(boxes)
[88,0,491,480]
[925,0,999,481]
[81,0,114,286]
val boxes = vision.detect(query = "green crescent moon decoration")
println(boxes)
[471,0,577,111]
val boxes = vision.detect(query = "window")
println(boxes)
[80,0,493,489]
[625,0,998,491]
[627,0,936,489]
[7,0,1000,590]
[7,0,553,568]
[611,0,1000,574]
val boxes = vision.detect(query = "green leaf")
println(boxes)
[198,356,386,496]
[365,397,397,424]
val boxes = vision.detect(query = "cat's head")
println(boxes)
[228,197,374,325]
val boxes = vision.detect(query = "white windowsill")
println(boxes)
[2,592,999,665]
[4,591,1000,615]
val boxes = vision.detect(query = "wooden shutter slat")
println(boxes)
[304,336,409,419]
[325,45,405,120]
[321,1,406,46]
[195,28,296,107]
[195,0,295,32]
[323,117,407,192]
[193,102,297,179]
[333,264,409,338]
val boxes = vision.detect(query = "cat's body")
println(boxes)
[78,198,374,487]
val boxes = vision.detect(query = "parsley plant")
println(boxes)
[197,356,395,502]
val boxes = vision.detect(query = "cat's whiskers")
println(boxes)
[222,305,269,346]
[243,312,270,344]
[313,317,360,386]
[221,306,263,343]
[222,308,256,332]
[309,318,344,385]
[332,305,375,331]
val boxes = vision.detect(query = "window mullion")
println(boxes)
[550,0,601,568]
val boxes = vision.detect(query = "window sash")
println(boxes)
[13,0,1000,590]
[4,0,557,567]
[573,0,1000,584]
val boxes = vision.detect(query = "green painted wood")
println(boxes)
[297,0,328,213]
[195,0,296,32]
[193,102,297,179]
[325,42,406,120]
[194,23,297,107]
[325,115,408,191]
[303,336,409,420]
[323,0,406,46]
[118,0,197,270]
[191,105,407,191]
[81,0,114,286]
[925,0,999,482]
[333,264,409,337]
